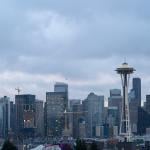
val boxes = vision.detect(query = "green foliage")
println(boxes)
[75,139,87,150]
[1,140,18,150]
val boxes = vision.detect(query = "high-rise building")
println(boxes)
[54,82,68,110]
[83,93,104,138]
[72,103,86,138]
[107,107,119,127]
[15,94,36,137]
[45,92,68,137]
[110,89,121,97]
[54,82,68,93]
[137,107,150,135]
[146,95,150,114]
[108,89,122,127]
[69,99,81,111]
[35,100,44,136]
[0,96,10,138]
[10,101,16,134]
[132,78,141,106]
[129,78,141,134]
[68,99,82,137]
[129,101,139,134]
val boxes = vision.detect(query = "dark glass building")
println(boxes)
[15,94,36,137]
[129,78,141,133]
[146,95,150,114]
[132,78,141,106]
[45,92,68,137]
[0,96,10,138]
[10,101,16,134]
[137,107,150,135]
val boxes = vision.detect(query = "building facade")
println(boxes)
[10,101,16,135]
[0,96,10,138]
[72,103,86,138]
[107,107,119,127]
[146,95,150,114]
[108,89,122,127]
[15,94,36,137]
[132,78,141,106]
[45,92,68,137]
[129,78,141,133]
[54,82,68,93]
[35,100,44,136]
[54,82,68,110]
[83,93,104,138]
[137,107,150,135]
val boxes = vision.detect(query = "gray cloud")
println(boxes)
[0,0,150,102]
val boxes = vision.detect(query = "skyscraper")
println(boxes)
[137,107,150,135]
[45,92,68,137]
[15,94,36,137]
[10,101,16,135]
[0,96,10,138]
[35,100,44,136]
[69,99,82,137]
[54,82,68,109]
[45,82,69,137]
[145,95,150,114]
[107,107,119,127]
[108,89,122,127]
[69,99,81,111]
[129,78,141,133]
[83,93,104,138]
[54,82,68,93]
[132,78,141,106]
[72,103,85,138]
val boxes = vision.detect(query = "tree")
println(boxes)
[1,140,18,150]
[76,138,81,150]
[90,141,97,150]
[61,143,73,150]
[75,139,87,150]
[81,140,87,150]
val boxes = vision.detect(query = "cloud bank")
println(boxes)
[0,0,150,102]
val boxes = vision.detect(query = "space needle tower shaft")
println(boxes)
[116,62,135,141]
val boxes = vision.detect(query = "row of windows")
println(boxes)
[23,104,34,111]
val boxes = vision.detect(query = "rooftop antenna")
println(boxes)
[124,57,126,63]
[15,87,21,95]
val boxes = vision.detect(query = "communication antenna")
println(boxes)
[124,57,127,63]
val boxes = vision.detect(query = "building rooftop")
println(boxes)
[55,82,68,86]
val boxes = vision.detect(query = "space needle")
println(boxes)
[116,62,135,141]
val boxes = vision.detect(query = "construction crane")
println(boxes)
[15,87,21,95]
[63,109,88,136]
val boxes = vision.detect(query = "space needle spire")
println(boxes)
[116,62,135,141]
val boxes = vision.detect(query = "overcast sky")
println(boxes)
[0,0,150,102]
